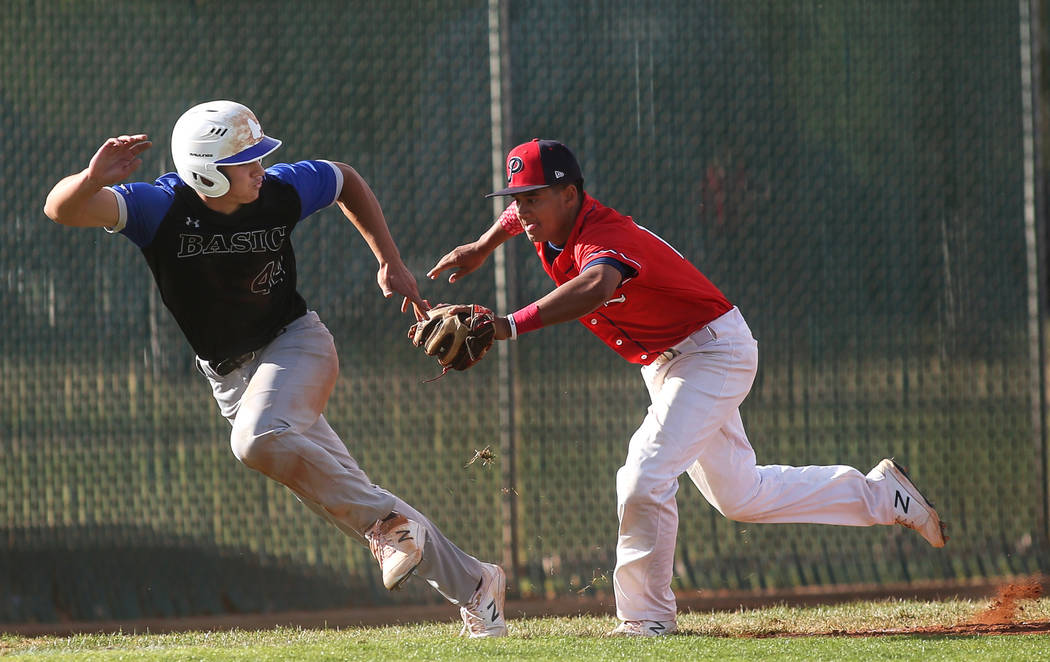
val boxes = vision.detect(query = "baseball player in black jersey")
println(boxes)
[43,100,506,637]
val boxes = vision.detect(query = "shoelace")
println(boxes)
[616,621,657,635]
[459,580,492,636]
[620,621,641,634]
[365,520,389,566]
[460,606,488,636]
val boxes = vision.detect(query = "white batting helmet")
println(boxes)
[171,100,282,197]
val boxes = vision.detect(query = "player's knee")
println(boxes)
[230,421,285,472]
[616,465,664,508]
[230,427,268,469]
[616,466,642,503]
[715,501,746,521]
[710,491,760,521]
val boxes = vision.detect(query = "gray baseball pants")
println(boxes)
[196,310,484,605]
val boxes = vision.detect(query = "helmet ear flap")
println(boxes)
[191,167,230,197]
[173,161,231,198]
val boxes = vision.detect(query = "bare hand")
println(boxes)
[87,134,152,187]
[427,242,489,284]
[377,261,429,320]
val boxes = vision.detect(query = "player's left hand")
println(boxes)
[377,260,429,320]
[408,303,496,374]
[87,134,152,187]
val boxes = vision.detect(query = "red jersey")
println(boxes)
[523,195,732,364]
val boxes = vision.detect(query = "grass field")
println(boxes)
[3,596,1050,661]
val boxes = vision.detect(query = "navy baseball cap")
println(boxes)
[487,139,582,197]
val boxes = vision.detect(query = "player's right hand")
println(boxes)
[87,134,152,187]
[427,242,489,284]
[377,259,430,320]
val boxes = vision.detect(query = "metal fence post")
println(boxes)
[488,0,521,592]
[1019,0,1049,546]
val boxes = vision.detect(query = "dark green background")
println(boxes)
[1,0,1047,622]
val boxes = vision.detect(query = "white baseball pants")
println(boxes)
[197,311,485,605]
[613,307,898,622]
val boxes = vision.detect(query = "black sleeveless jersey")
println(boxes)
[109,162,341,362]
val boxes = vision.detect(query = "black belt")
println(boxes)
[212,351,256,377]
[208,319,298,376]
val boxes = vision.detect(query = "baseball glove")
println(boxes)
[408,304,496,375]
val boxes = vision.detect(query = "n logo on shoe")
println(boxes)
[396,528,413,543]
[894,490,910,513]
[649,622,666,634]
[486,599,500,621]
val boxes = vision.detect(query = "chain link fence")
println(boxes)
[1,0,1047,622]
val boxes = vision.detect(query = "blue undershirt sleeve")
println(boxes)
[581,256,638,281]
[107,180,176,249]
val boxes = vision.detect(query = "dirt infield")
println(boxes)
[762,577,1050,638]
[3,576,1047,638]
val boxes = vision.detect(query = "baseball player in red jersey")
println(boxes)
[429,139,948,637]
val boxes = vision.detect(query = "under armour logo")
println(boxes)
[185,217,200,228]
[894,491,910,513]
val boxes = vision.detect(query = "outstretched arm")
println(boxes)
[428,201,620,340]
[44,134,152,227]
[333,162,427,318]
[490,263,621,340]
[426,204,520,284]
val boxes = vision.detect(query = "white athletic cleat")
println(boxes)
[868,458,948,548]
[365,513,426,590]
[605,620,678,637]
[460,562,508,638]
